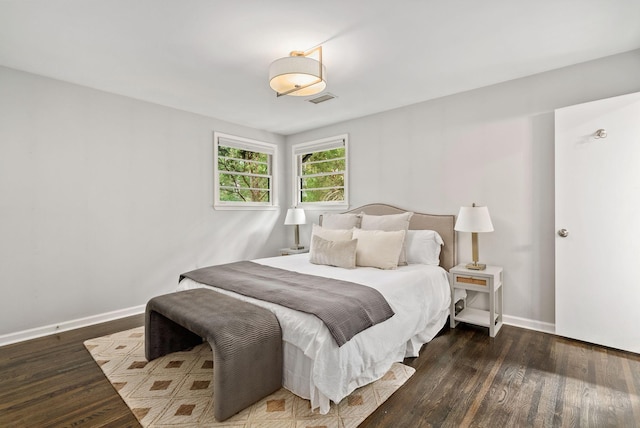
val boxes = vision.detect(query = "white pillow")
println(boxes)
[352,229,406,270]
[309,235,357,269]
[360,212,414,265]
[309,224,353,252]
[406,230,444,265]
[321,213,361,229]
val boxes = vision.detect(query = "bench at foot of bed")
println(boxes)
[145,288,282,422]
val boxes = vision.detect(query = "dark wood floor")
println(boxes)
[361,324,640,428]
[0,315,145,427]
[1,317,639,427]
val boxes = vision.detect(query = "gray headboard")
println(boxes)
[323,204,457,270]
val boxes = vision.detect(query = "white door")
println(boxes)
[555,91,640,354]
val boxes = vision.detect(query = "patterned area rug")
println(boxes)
[85,327,415,427]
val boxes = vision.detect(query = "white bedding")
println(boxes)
[178,254,452,414]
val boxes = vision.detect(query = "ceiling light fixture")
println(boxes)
[269,46,326,97]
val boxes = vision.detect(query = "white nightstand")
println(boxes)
[279,248,309,256]
[449,264,503,337]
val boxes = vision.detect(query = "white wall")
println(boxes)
[287,49,640,330]
[0,66,287,339]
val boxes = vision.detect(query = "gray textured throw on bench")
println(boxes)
[180,261,395,346]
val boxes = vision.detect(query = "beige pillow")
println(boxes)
[320,213,361,229]
[309,235,357,269]
[352,229,406,270]
[309,224,353,252]
[360,212,414,265]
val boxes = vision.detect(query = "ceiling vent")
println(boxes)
[307,93,336,104]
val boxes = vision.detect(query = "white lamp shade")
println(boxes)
[455,205,494,233]
[284,208,306,225]
[269,56,326,96]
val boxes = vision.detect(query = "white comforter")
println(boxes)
[178,254,451,414]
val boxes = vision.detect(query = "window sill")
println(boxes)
[213,204,279,211]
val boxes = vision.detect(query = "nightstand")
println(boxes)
[279,248,309,256]
[449,264,503,337]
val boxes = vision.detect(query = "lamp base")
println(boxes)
[465,262,487,270]
[290,245,305,250]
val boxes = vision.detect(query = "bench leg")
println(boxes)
[210,330,282,421]
[145,310,203,361]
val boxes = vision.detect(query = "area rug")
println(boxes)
[84,327,415,427]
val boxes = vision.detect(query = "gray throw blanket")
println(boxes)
[180,261,395,346]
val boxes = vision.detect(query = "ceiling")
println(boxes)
[1,1,639,136]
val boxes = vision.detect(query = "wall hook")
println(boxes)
[594,129,607,139]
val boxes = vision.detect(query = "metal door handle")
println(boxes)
[558,229,569,238]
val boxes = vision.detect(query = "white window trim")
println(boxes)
[291,134,349,210]
[214,132,278,210]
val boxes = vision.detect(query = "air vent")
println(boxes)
[308,93,336,104]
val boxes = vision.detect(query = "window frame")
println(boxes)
[214,132,278,210]
[291,134,349,209]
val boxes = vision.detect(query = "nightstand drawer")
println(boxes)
[454,275,488,287]
[449,264,503,337]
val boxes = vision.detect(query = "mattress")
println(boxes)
[178,253,453,414]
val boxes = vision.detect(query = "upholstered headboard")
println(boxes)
[322,204,457,270]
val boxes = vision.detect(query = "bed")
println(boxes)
[177,204,457,414]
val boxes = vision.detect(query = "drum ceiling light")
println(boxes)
[269,46,326,97]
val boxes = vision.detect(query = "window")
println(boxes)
[292,135,348,207]
[214,132,277,209]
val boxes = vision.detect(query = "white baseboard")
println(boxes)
[0,305,146,347]
[1,307,556,347]
[503,314,555,335]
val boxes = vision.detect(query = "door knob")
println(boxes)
[558,229,569,238]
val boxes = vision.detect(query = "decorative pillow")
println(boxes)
[320,213,361,229]
[309,235,357,269]
[309,224,353,252]
[406,230,444,265]
[360,212,414,265]
[352,229,406,270]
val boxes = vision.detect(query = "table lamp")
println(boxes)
[284,208,306,250]
[455,203,494,270]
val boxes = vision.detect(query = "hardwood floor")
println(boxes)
[360,323,640,428]
[1,317,639,427]
[0,315,144,427]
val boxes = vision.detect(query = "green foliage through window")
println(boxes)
[216,140,273,205]
[296,140,347,204]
